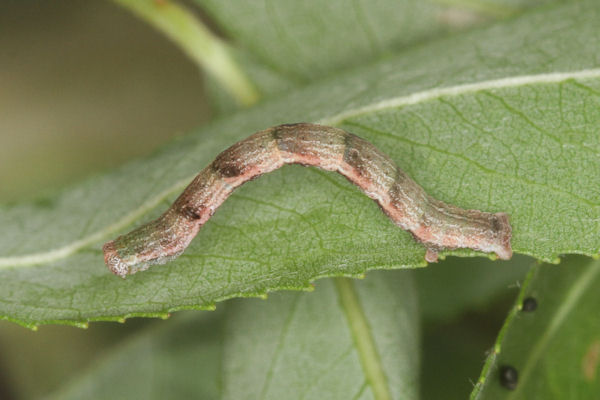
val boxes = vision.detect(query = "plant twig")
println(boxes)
[113,0,259,106]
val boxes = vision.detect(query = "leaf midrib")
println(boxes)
[335,277,392,400]
[1,68,599,269]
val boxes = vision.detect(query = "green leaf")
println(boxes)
[471,256,600,399]
[49,310,225,399]
[49,271,418,400]
[1,0,600,327]
[195,0,554,98]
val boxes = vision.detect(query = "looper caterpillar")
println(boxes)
[103,123,512,277]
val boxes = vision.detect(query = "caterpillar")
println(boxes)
[103,123,512,278]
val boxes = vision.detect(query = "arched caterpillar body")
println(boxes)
[103,123,512,277]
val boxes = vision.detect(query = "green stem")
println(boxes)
[113,0,259,106]
[470,264,538,399]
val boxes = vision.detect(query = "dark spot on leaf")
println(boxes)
[499,365,518,390]
[522,297,537,312]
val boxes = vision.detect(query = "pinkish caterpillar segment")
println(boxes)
[103,123,512,278]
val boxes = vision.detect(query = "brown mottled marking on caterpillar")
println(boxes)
[103,123,512,277]
[181,206,201,221]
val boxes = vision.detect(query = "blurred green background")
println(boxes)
[0,0,210,203]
